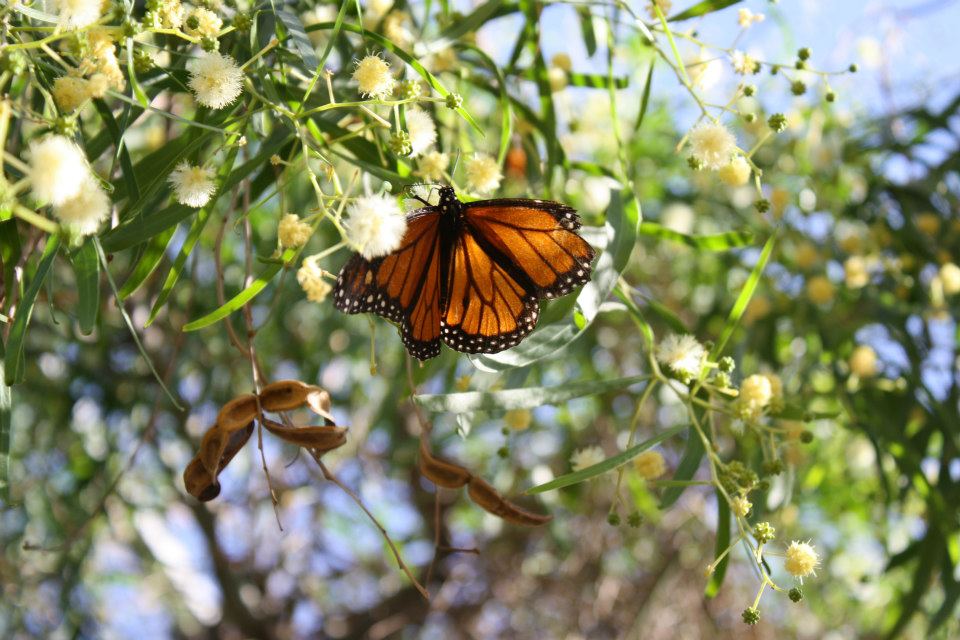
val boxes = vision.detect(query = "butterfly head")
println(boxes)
[437,186,460,216]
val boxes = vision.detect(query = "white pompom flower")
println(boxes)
[169,162,216,208]
[56,0,102,29]
[718,156,751,186]
[53,177,111,236]
[655,334,706,381]
[352,54,395,99]
[27,135,90,206]
[405,107,437,157]
[343,194,408,260]
[464,153,502,194]
[688,121,737,170]
[187,51,244,109]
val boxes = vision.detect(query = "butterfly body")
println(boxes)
[334,187,595,360]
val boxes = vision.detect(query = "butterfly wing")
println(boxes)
[333,210,444,360]
[440,226,540,354]
[462,199,595,299]
[439,200,595,354]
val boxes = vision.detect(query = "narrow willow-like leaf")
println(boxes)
[633,63,654,133]
[118,226,176,300]
[773,403,840,422]
[705,493,731,597]
[71,240,100,334]
[94,239,182,409]
[576,6,597,56]
[101,203,192,252]
[527,424,687,494]
[459,45,512,165]
[275,9,320,72]
[660,426,703,508]
[146,209,210,326]
[304,22,482,133]
[4,235,59,385]
[93,99,139,203]
[435,0,502,45]
[710,232,777,359]
[415,374,648,413]
[639,221,754,251]
[183,249,296,331]
[669,0,743,22]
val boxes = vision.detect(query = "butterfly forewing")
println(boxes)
[464,200,595,298]
[333,210,444,360]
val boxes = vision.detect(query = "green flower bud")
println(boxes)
[497,446,509,458]
[133,49,154,74]
[627,512,642,528]
[200,36,219,52]
[795,60,807,70]
[849,63,859,73]
[770,65,780,75]
[800,430,814,444]
[762,460,784,476]
[607,512,621,526]
[754,521,776,543]
[53,116,78,137]
[445,93,463,109]
[742,607,760,625]
[389,130,412,156]
[755,198,771,213]
[798,47,811,61]
[768,113,787,132]
[186,14,201,30]
[825,91,836,103]
[790,80,806,96]
[400,79,422,100]
[789,587,803,602]
[743,113,756,123]
[234,12,253,32]
[687,156,703,171]
[719,356,736,373]
[743,84,756,97]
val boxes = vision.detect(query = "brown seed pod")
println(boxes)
[261,418,347,451]
[259,379,314,412]
[418,440,472,488]
[304,387,335,423]
[466,476,552,526]
[184,421,254,502]
[216,394,258,432]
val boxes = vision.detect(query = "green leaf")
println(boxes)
[633,63,654,133]
[4,235,60,385]
[182,249,296,331]
[710,232,776,359]
[435,0,502,44]
[415,374,649,412]
[639,221,754,251]
[118,226,176,300]
[145,211,208,326]
[705,493,730,597]
[71,240,100,335]
[93,99,139,203]
[126,38,151,109]
[576,6,598,56]
[773,403,840,422]
[669,0,743,22]
[459,45,512,165]
[0,221,21,299]
[528,424,687,494]
[275,9,321,73]
[660,426,704,508]
[101,203,193,253]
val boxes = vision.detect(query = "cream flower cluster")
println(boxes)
[417,151,449,182]
[278,214,313,248]
[570,446,605,472]
[352,55,395,99]
[464,153,502,194]
[297,256,333,302]
[27,135,110,236]
[634,450,666,480]
[688,121,738,171]
[655,334,705,382]
[168,162,216,208]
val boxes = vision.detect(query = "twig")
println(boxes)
[311,453,430,601]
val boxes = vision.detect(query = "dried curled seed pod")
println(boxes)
[418,440,472,488]
[259,379,314,412]
[466,476,552,526]
[304,387,335,423]
[261,418,347,450]
[183,421,254,501]
[216,394,258,432]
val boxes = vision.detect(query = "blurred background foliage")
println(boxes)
[1,0,960,638]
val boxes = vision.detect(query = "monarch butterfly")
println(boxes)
[333,186,595,360]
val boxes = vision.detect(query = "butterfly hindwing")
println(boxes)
[333,210,443,360]
[440,227,541,354]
